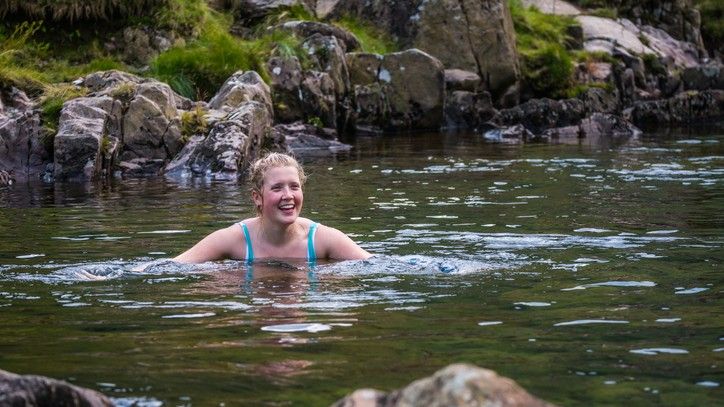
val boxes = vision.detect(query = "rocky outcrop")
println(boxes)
[0,87,50,181]
[331,363,556,407]
[0,368,112,406]
[313,0,521,106]
[53,96,123,181]
[165,102,271,179]
[165,75,275,179]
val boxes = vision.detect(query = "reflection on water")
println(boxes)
[0,128,722,406]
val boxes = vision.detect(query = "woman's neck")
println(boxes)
[257,217,303,245]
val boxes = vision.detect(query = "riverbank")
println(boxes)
[1,0,722,185]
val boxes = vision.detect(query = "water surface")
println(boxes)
[1,127,722,406]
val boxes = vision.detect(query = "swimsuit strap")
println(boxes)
[239,222,254,263]
[307,222,318,263]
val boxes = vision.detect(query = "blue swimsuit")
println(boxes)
[239,222,318,263]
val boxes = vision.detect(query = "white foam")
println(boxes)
[261,323,332,333]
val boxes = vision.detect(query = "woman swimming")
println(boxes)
[174,153,371,263]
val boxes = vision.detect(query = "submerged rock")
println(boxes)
[331,363,556,407]
[272,121,351,156]
[626,89,724,126]
[0,368,112,406]
[496,98,586,134]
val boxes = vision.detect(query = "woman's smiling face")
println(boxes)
[253,165,303,224]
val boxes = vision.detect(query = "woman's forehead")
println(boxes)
[263,165,300,181]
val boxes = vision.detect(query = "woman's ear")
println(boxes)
[252,189,262,211]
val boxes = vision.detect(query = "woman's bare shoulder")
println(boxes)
[314,223,371,260]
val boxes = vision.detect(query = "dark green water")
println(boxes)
[1,128,722,406]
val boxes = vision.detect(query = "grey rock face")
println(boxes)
[331,363,556,407]
[0,368,112,407]
[0,88,49,181]
[54,96,123,181]
[209,70,273,116]
[120,82,183,165]
[268,56,305,123]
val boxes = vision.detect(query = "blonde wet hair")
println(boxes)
[248,152,307,213]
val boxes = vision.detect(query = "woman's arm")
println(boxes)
[174,226,239,264]
[319,225,372,260]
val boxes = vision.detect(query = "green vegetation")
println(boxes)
[306,116,323,128]
[334,16,398,54]
[149,11,311,99]
[509,0,577,99]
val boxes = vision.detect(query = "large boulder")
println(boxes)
[165,101,273,179]
[119,82,184,167]
[347,49,445,131]
[268,56,305,122]
[380,48,445,130]
[0,87,50,181]
[0,368,112,406]
[314,0,521,105]
[303,34,351,99]
[53,96,123,181]
[626,89,724,126]
[331,363,555,407]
